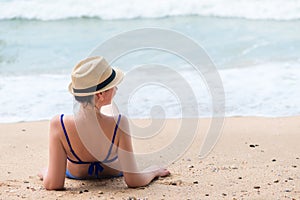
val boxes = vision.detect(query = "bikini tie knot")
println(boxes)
[88,162,104,176]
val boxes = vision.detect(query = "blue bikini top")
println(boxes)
[60,114,121,177]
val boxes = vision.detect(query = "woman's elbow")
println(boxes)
[124,176,149,188]
[125,180,143,188]
[43,179,64,190]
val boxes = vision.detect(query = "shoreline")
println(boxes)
[0,116,299,199]
[1,115,300,124]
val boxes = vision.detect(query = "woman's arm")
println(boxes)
[42,115,67,190]
[117,116,170,188]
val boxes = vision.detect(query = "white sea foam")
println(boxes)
[0,61,299,122]
[219,62,300,117]
[0,0,300,21]
[0,74,73,122]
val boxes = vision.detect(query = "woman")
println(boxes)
[39,56,170,190]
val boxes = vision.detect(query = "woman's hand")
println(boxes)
[156,167,170,177]
[144,165,170,177]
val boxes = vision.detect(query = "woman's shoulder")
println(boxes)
[102,113,127,123]
[116,114,130,135]
[49,114,61,128]
[118,114,129,126]
[49,114,72,124]
[49,114,74,133]
[113,114,129,126]
[102,114,130,134]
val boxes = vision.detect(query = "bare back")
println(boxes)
[58,114,122,178]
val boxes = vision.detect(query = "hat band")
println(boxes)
[73,69,116,94]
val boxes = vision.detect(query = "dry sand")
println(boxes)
[0,117,299,199]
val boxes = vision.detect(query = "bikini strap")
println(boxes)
[102,114,121,163]
[112,114,122,144]
[60,114,84,163]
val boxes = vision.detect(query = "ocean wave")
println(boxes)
[0,61,300,122]
[0,0,300,21]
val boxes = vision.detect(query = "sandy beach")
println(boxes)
[0,117,299,200]
[1,0,300,199]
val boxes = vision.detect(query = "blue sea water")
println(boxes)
[0,0,300,122]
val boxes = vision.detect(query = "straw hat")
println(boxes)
[68,56,124,96]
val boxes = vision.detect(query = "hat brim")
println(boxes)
[68,68,124,97]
